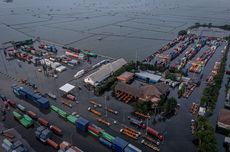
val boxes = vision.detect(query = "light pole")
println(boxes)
[104,92,108,118]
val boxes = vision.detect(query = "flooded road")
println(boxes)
[1,0,230,152]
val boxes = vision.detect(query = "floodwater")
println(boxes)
[1,0,230,152]
[0,0,230,61]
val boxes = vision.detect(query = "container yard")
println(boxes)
[0,29,229,152]
[0,0,230,151]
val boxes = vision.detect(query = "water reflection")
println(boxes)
[4,0,13,3]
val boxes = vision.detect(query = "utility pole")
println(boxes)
[104,92,108,118]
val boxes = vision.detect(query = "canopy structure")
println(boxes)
[59,83,75,93]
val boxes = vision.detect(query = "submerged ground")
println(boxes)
[1,0,230,152]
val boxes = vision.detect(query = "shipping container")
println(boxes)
[100,131,115,142]
[146,127,164,141]
[11,140,23,150]
[47,139,59,150]
[16,104,26,112]
[38,118,49,127]
[112,137,128,152]
[27,111,37,119]
[99,137,112,148]
[13,111,22,120]
[50,125,62,136]
[76,117,89,132]
[124,144,142,152]
[67,115,78,124]
[88,125,100,137]
[51,105,59,112]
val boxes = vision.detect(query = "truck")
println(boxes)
[50,125,62,136]
[88,107,102,116]
[74,69,85,79]
[38,118,49,127]
[146,127,164,141]
[128,116,146,129]
[27,110,37,119]
[12,85,50,109]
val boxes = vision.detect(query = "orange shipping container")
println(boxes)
[27,111,37,119]
[47,139,59,149]
[38,118,49,127]
[50,125,62,135]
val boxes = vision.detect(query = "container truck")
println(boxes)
[128,116,146,129]
[38,118,49,127]
[50,125,62,136]
[146,127,164,141]
[27,111,37,119]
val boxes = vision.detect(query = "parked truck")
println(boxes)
[146,127,164,141]
[128,116,146,129]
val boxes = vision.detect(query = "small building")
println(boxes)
[117,72,134,83]
[217,109,230,130]
[84,58,127,86]
[135,72,161,83]
[114,82,169,104]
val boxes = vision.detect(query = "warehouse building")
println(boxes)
[217,109,230,130]
[114,82,169,104]
[135,71,162,83]
[84,58,127,86]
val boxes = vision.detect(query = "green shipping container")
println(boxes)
[58,111,67,119]
[67,115,77,124]
[23,114,33,123]
[13,111,22,120]
[51,105,59,113]
[100,131,115,142]
[19,118,33,128]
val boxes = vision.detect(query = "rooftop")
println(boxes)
[218,109,230,129]
[117,71,134,82]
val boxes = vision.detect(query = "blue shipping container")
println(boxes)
[76,117,89,132]
[37,97,49,109]
[112,137,128,152]
[124,144,142,152]
[99,137,112,148]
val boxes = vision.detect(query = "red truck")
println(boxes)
[38,118,49,127]
[27,111,37,119]
[50,125,62,136]
[47,139,59,150]
[146,127,164,141]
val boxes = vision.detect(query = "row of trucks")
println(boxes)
[50,105,143,151]
[10,102,63,136]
